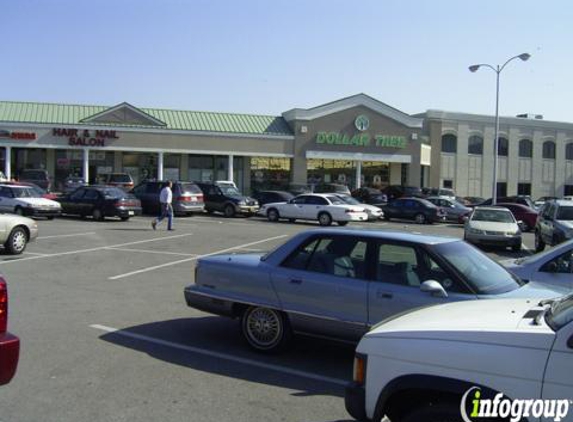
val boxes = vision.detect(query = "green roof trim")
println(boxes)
[0,101,293,137]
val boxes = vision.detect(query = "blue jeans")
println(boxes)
[155,203,173,230]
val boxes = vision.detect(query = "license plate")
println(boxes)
[128,211,134,216]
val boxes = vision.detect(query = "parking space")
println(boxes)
[0,215,535,422]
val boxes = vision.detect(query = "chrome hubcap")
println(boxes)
[12,231,26,252]
[247,308,281,346]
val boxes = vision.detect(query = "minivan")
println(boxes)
[131,181,204,216]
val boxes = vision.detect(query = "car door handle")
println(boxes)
[290,279,303,285]
[377,291,393,299]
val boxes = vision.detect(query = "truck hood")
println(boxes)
[366,299,555,349]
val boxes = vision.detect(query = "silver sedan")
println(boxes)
[0,214,38,254]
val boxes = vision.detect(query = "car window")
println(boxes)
[556,206,573,220]
[12,187,38,198]
[472,209,514,223]
[84,190,100,200]
[0,187,13,198]
[543,204,555,219]
[376,243,421,287]
[70,189,85,200]
[102,188,125,199]
[305,237,366,279]
[291,196,307,204]
[540,250,573,274]
[306,196,328,205]
[281,238,321,270]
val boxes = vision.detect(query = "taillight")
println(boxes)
[345,208,361,214]
[353,353,367,385]
[177,196,192,202]
[0,277,8,333]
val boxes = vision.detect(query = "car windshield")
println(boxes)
[431,241,523,295]
[220,186,242,196]
[325,195,346,205]
[12,187,41,198]
[180,183,202,194]
[472,209,514,223]
[102,187,127,199]
[556,206,573,220]
[546,293,573,331]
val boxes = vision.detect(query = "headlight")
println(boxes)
[467,228,484,235]
[253,200,259,206]
[505,230,519,236]
[237,200,246,206]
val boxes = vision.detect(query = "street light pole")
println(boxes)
[469,53,530,205]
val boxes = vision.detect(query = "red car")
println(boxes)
[0,276,19,385]
[497,202,538,232]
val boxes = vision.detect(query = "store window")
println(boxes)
[122,152,157,185]
[543,141,556,159]
[564,185,573,196]
[497,182,507,197]
[468,135,483,155]
[250,157,291,192]
[566,143,573,160]
[443,180,453,189]
[362,161,389,189]
[307,159,355,190]
[517,183,531,196]
[188,155,214,183]
[497,137,509,156]
[441,134,457,153]
[164,154,181,181]
[519,139,533,158]
[13,148,47,178]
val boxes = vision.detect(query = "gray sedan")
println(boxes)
[426,196,472,223]
[184,229,566,352]
[502,239,573,289]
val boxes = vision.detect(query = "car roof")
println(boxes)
[552,199,573,206]
[302,228,459,245]
[473,206,513,212]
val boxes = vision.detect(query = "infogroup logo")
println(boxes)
[460,387,570,422]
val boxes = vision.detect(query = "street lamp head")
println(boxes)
[518,53,531,61]
[468,64,480,73]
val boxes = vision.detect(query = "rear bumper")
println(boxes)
[184,287,235,317]
[0,332,20,385]
[114,207,143,218]
[345,382,368,421]
[173,203,205,214]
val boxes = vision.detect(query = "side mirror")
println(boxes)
[517,220,525,231]
[462,215,469,223]
[420,280,448,298]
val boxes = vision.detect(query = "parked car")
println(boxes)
[258,193,368,226]
[58,186,142,221]
[463,196,486,206]
[251,190,294,207]
[4,181,58,200]
[0,214,38,254]
[535,199,573,252]
[425,196,472,223]
[18,169,51,191]
[131,180,204,216]
[502,239,573,288]
[62,176,86,194]
[335,194,383,221]
[195,182,259,217]
[312,183,351,195]
[464,206,522,251]
[382,185,422,201]
[479,195,537,210]
[345,295,573,422]
[381,197,445,224]
[0,276,19,385]
[421,187,456,199]
[496,202,538,232]
[0,184,61,219]
[535,196,558,208]
[184,228,565,352]
[351,187,387,207]
[99,173,135,191]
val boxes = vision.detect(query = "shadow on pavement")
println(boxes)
[98,316,354,398]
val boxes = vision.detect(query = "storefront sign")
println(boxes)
[315,132,407,148]
[52,128,119,147]
[0,130,37,140]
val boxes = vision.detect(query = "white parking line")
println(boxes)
[37,232,96,240]
[90,324,346,386]
[106,247,198,257]
[0,233,194,265]
[108,234,288,280]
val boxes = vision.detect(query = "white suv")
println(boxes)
[345,296,573,422]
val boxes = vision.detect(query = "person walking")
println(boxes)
[152,180,174,231]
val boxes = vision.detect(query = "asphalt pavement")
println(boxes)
[0,214,534,422]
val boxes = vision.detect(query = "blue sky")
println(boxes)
[2,0,572,121]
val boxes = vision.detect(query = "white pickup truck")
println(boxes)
[345,295,573,422]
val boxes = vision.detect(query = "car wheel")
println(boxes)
[414,213,426,224]
[383,214,391,221]
[46,216,55,220]
[5,227,27,255]
[318,212,332,226]
[206,209,214,214]
[535,231,546,252]
[224,204,236,218]
[120,216,130,221]
[288,218,296,223]
[14,207,24,216]
[399,403,461,422]
[267,208,280,222]
[92,208,104,221]
[338,221,349,226]
[241,306,291,353]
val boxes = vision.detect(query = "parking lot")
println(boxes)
[0,215,535,422]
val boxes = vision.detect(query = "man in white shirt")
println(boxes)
[152,181,174,230]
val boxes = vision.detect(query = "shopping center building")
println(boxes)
[0,93,572,198]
